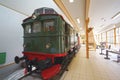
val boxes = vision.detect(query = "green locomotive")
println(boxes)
[15,7,80,80]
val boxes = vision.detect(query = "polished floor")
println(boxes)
[60,45,120,80]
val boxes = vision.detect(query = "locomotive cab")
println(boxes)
[22,15,67,54]
[23,17,57,53]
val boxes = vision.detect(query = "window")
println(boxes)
[107,29,114,47]
[43,20,55,32]
[96,34,100,44]
[33,22,41,33]
[98,26,120,49]
[94,34,100,45]
[99,33,102,42]
[116,27,120,47]
[25,24,31,33]
[102,32,106,42]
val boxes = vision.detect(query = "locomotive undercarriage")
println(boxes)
[14,46,78,80]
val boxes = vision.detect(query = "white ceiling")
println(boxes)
[0,0,85,34]
[89,0,120,34]
[0,0,120,35]
[0,0,71,26]
[61,0,85,34]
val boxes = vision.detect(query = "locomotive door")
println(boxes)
[64,23,70,52]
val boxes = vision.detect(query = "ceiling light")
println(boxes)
[77,18,80,24]
[112,12,120,20]
[69,0,74,3]
[101,18,106,22]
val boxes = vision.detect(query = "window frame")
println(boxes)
[43,19,55,32]
[32,21,42,33]
[24,24,32,33]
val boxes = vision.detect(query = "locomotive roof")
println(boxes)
[23,7,64,22]
[23,7,75,30]
[23,14,64,22]
[33,7,58,16]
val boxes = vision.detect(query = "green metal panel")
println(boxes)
[23,15,66,54]
[24,35,62,53]
[0,52,6,64]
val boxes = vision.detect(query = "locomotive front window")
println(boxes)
[33,22,41,33]
[25,24,31,33]
[43,20,55,32]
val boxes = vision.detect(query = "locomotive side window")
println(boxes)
[25,24,31,33]
[43,20,54,32]
[33,22,41,33]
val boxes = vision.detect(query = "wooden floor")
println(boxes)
[60,45,120,80]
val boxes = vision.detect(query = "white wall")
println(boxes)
[0,5,26,65]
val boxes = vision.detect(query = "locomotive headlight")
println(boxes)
[46,43,51,49]
[32,15,36,19]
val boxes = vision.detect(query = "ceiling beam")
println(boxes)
[53,0,80,31]
[85,0,90,19]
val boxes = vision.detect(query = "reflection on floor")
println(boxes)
[60,45,120,80]
[0,63,22,80]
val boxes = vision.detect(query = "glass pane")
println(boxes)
[116,28,119,35]
[111,37,114,43]
[25,24,31,33]
[100,34,102,42]
[107,29,114,44]
[33,22,41,33]
[119,27,120,35]
[119,36,120,43]
[102,32,106,42]
[44,20,54,32]
[116,36,119,43]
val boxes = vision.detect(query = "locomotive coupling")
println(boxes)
[14,56,27,64]
[36,58,52,70]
